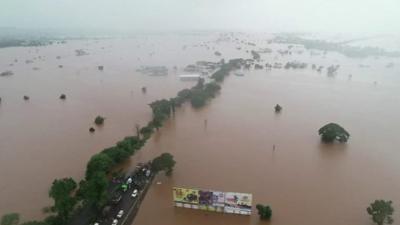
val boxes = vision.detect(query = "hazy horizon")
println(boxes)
[1,0,399,35]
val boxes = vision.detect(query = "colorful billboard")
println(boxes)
[173,187,199,209]
[224,192,252,215]
[173,187,251,215]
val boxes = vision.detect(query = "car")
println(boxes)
[131,189,138,198]
[111,219,118,225]
[116,209,124,218]
[94,223,100,225]
[111,193,122,204]
[145,169,151,177]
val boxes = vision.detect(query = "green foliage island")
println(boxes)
[318,123,350,143]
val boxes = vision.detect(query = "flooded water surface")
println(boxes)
[0,33,399,225]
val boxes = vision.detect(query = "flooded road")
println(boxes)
[1,33,400,225]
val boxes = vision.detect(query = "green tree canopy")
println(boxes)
[318,123,350,143]
[86,153,114,180]
[79,172,109,209]
[177,89,192,100]
[274,104,282,113]
[151,153,176,175]
[256,204,272,220]
[94,116,105,125]
[1,213,19,225]
[49,178,77,224]
[190,91,207,108]
[367,200,394,225]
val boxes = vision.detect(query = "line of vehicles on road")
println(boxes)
[93,162,152,225]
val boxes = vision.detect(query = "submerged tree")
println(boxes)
[256,204,272,220]
[1,213,19,225]
[274,104,282,113]
[49,178,77,225]
[59,94,66,100]
[79,172,109,209]
[318,123,350,143]
[94,116,105,125]
[151,153,176,175]
[367,200,394,225]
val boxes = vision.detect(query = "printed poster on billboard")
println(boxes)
[224,192,252,215]
[173,187,199,206]
[173,187,251,215]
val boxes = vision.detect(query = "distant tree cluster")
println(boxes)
[284,61,307,69]
[275,35,400,58]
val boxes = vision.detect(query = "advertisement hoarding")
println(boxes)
[173,187,251,215]
[173,187,199,209]
[224,192,252,215]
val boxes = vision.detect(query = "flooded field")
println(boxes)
[1,33,400,225]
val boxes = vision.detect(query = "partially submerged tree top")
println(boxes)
[318,123,350,143]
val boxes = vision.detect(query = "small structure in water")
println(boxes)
[89,127,95,133]
[142,86,147,93]
[234,72,244,76]
[137,66,168,76]
[179,74,200,81]
[98,66,104,71]
[23,95,30,101]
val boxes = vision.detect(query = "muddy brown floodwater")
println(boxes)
[1,33,400,225]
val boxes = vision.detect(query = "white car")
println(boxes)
[94,223,100,225]
[131,189,138,198]
[116,209,124,218]
[111,219,118,225]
